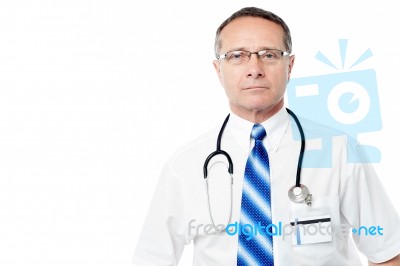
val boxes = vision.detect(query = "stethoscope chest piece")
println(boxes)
[288,184,312,206]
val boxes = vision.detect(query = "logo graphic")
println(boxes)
[187,219,384,240]
[287,39,382,167]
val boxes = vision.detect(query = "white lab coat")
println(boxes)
[133,108,400,266]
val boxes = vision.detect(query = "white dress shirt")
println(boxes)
[133,107,400,266]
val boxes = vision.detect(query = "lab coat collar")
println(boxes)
[228,107,289,153]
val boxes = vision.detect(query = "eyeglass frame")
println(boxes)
[216,49,291,64]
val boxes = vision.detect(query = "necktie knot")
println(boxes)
[251,124,266,141]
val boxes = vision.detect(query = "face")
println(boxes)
[213,16,295,121]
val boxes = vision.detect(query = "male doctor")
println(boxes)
[133,7,400,265]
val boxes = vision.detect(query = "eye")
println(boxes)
[226,51,247,61]
[260,50,280,60]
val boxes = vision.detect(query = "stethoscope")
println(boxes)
[203,108,312,230]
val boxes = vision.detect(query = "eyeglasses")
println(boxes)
[216,49,291,65]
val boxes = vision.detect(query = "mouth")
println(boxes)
[244,86,268,90]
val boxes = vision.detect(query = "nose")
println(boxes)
[246,54,265,79]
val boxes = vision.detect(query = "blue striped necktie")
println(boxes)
[237,124,274,266]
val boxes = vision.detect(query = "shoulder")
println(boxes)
[289,114,350,150]
[287,114,371,167]
[291,115,346,138]
[166,126,220,171]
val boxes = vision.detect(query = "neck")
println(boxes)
[230,101,284,124]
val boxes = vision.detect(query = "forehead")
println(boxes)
[218,16,285,52]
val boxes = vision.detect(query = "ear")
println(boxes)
[287,55,295,81]
[213,60,223,83]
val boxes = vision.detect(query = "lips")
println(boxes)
[244,85,268,90]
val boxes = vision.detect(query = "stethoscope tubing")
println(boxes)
[203,108,305,187]
[203,108,309,230]
[285,108,305,187]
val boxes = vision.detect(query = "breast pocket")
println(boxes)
[288,195,340,265]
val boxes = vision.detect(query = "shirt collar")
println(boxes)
[228,107,289,153]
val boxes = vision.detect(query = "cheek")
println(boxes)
[271,68,289,86]
[220,69,240,92]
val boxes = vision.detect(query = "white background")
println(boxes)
[0,0,399,265]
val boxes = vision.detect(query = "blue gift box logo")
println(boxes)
[287,39,382,167]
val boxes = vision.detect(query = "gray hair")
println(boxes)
[214,7,292,57]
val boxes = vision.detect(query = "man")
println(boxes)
[133,7,400,265]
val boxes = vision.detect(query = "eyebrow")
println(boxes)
[226,46,280,52]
